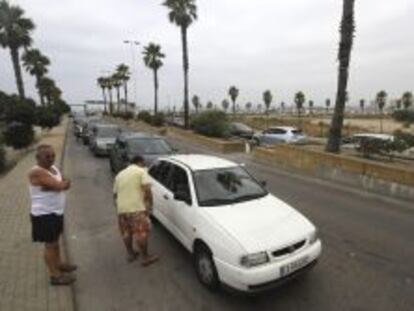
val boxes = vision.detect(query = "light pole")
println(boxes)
[123,40,140,112]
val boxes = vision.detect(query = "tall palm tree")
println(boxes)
[294,91,305,120]
[143,43,166,115]
[228,86,239,115]
[359,99,365,114]
[280,101,285,115]
[104,76,114,115]
[221,99,229,112]
[245,102,252,113]
[38,76,56,105]
[0,0,35,99]
[326,0,355,153]
[376,90,387,133]
[402,91,413,110]
[325,98,331,115]
[308,100,314,115]
[206,101,213,110]
[163,0,197,129]
[116,63,130,112]
[263,90,272,129]
[112,72,123,113]
[192,94,200,114]
[22,48,50,105]
[97,76,108,113]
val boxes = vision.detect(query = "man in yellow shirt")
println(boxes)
[113,155,159,266]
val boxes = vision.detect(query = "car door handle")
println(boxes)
[163,194,169,200]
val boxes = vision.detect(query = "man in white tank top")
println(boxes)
[28,144,76,286]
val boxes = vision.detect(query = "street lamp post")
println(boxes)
[123,40,140,112]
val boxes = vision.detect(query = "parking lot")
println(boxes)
[65,120,414,311]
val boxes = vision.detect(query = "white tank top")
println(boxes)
[30,165,66,216]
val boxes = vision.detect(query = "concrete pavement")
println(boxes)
[0,119,74,311]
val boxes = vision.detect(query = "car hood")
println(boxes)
[201,194,314,253]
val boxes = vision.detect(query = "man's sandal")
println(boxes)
[50,274,76,286]
[141,255,159,267]
[58,263,78,273]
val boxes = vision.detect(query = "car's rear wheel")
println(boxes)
[194,243,219,290]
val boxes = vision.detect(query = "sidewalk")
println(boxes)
[0,118,74,311]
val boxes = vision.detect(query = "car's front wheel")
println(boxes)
[194,243,220,290]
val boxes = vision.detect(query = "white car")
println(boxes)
[253,126,307,146]
[148,155,322,292]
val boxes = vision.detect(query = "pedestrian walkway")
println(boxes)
[0,118,74,311]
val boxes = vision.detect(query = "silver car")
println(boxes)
[89,124,122,156]
[252,126,307,146]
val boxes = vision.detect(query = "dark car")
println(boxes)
[228,122,254,139]
[109,132,175,174]
[89,124,122,156]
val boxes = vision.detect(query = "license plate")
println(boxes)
[280,256,309,277]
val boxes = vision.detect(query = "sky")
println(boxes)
[1,0,413,111]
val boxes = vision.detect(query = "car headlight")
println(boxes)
[309,230,319,244]
[240,252,269,268]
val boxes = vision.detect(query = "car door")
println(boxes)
[148,161,175,230]
[165,163,196,251]
[268,128,286,144]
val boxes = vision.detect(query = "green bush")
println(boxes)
[35,106,60,129]
[3,122,34,149]
[4,97,36,125]
[151,113,165,127]
[121,111,134,120]
[392,110,414,125]
[191,110,229,138]
[394,130,414,150]
[0,144,5,173]
[137,110,152,124]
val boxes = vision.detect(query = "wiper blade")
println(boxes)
[200,198,235,206]
[233,193,266,203]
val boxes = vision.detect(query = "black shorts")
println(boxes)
[31,214,64,243]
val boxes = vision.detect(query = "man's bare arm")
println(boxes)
[29,168,70,191]
[142,184,153,213]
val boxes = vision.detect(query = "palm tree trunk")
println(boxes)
[35,75,45,106]
[123,82,128,113]
[232,99,236,115]
[116,87,121,113]
[101,87,107,113]
[181,26,190,129]
[326,0,355,153]
[154,69,159,115]
[10,48,25,99]
[109,89,113,115]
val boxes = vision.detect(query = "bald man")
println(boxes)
[28,144,76,286]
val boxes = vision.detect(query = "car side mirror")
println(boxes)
[174,190,191,205]
[260,180,267,188]
[172,147,179,153]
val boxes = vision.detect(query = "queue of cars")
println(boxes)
[71,114,322,293]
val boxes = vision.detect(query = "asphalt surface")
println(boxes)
[64,126,414,311]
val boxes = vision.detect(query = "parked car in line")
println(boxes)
[109,132,175,174]
[252,126,307,146]
[80,117,102,145]
[147,154,322,292]
[89,124,122,156]
[228,122,254,139]
[342,133,394,150]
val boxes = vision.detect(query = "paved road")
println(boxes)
[64,126,414,311]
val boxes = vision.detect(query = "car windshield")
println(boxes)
[292,129,303,135]
[193,166,268,207]
[233,123,252,131]
[96,127,119,137]
[128,138,172,154]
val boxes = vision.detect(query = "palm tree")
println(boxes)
[104,76,114,115]
[308,100,314,115]
[38,76,56,105]
[112,72,123,113]
[163,0,197,129]
[395,99,402,110]
[22,48,50,105]
[245,102,252,113]
[0,1,35,99]
[325,98,331,115]
[376,90,387,133]
[97,77,108,113]
[294,91,305,122]
[263,90,272,129]
[206,101,213,110]
[402,91,413,110]
[221,99,229,112]
[143,43,165,115]
[326,0,355,153]
[359,99,365,114]
[280,101,285,115]
[192,94,200,114]
[116,63,130,112]
[228,86,239,115]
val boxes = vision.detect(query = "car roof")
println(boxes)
[162,154,239,171]
[268,126,298,131]
[93,123,119,129]
[352,133,393,140]
[119,132,158,140]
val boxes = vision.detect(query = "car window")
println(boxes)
[127,138,172,154]
[292,129,303,135]
[168,165,190,195]
[149,161,174,189]
[270,128,286,134]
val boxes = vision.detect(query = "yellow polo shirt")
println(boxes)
[113,164,151,214]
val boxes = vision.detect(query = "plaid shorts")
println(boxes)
[118,211,151,240]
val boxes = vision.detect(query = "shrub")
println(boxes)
[394,130,414,150]
[392,110,414,125]
[4,97,36,125]
[0,144,5,173]
[3,122,34,149]
[137,110,152,124]
[35,106,60,129]
[191,110,229,138]
[121,111,134,120]
[151,113,165,127]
